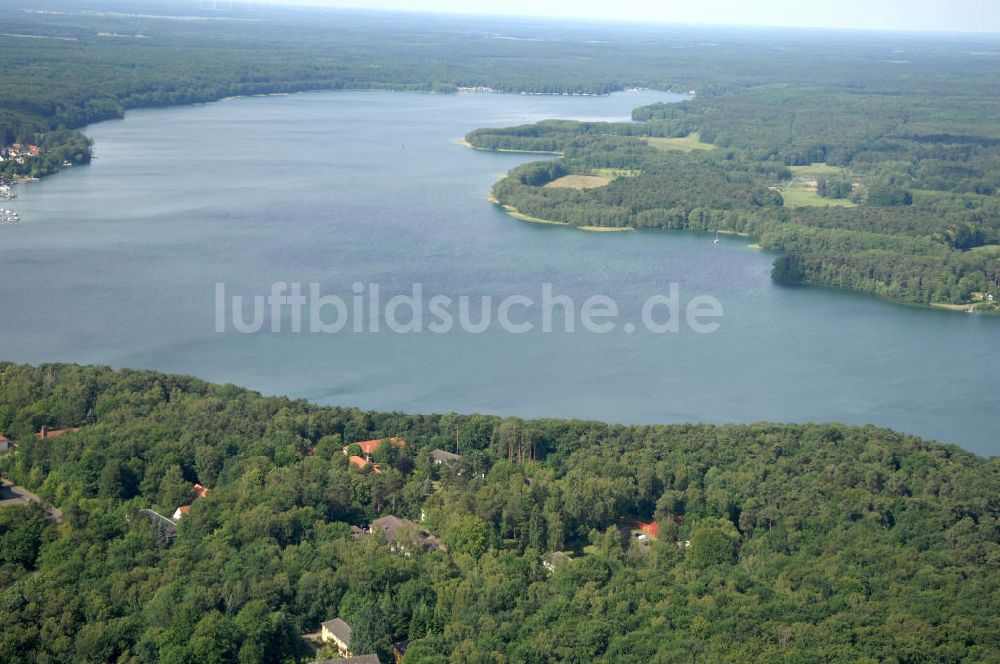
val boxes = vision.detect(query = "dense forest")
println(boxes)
[468,85,1000,307]
[0,363,997,663]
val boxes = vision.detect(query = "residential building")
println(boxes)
[320,617,353,657]
[36,426,82,439]
[370,515,442,553]
[429,449,460,465]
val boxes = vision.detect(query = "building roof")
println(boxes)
[36,426,82,439]
[637,520,659,540]
[193,483,210,499]
[430,449,461,463]
[313,656,380,664]
[371,515,407,542]
[348,455,383,474]
[321,617,352,646]
[371,515,441,551]
[352,437,406,456]
[0,435,9,442]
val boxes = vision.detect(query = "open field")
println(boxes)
[545,174,613,190]
[646,133,716,152]
[780,163,857,208]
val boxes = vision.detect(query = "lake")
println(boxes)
[1,90,997,455]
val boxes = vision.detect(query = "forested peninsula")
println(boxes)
[466,86,1000,308]
[0,363,998,663]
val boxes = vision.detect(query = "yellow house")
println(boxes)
[320,617,353,657]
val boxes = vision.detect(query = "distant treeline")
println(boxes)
[3,2,1000,179]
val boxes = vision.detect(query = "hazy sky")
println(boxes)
[262,0,1000,33]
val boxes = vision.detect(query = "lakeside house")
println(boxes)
[312,656,380,664]
[343,437,406,474]
[320,617,354,657]
[344,437,406,458]
[0,435,9,451]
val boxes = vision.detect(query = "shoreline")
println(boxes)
[458,137,563,156]
[487,192,633,231]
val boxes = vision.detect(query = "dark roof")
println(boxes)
[313,656,380,664]
[320,617,351,646]
[543,551,572,567]
[371,515,407,542]
[371,516,442,551]
[430,449,460,463]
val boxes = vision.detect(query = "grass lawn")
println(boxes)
[646,132,716,152]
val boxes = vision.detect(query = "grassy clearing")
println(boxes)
[646,132,716,153]
[780,163,857,208]
[544,174,613,190]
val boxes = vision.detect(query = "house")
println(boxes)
[344,437,406,461]
[36,426,82,439]
[429,449,460,465]
[312,656,380,664]
[348,455,381,474]
[637,520,659,540]
[0,435,9,452]
[542,551,572,573]
[172,483,210,521]
[320,617,354,657]
[370,515,442,553]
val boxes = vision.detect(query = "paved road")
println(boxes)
[0,477,63,522]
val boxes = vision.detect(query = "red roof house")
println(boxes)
[638,520,659,540]
[37,426,82,439]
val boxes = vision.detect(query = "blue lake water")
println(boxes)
[1,90,997,455]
